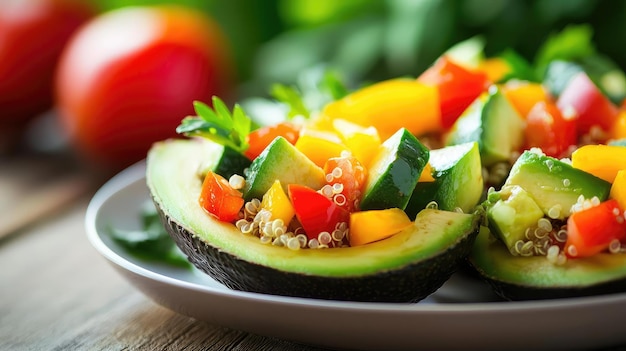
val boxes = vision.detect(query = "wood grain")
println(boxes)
[0,198,328,351]
[0,155,92,241]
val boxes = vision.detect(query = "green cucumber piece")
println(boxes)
[405,142,483,218]
[196,141,251,180]
[445,87,524,167]
[360,128,429,211]
[243,136,326,201]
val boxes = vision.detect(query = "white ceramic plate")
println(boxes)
[86,162,626,351]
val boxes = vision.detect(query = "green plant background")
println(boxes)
[91,0,626,97]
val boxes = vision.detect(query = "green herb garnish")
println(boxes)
[270,83,310,119]
[176,96,251,153]
[320,69,349,100]
[108,202,191,268]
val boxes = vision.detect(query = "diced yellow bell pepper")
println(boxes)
[321,78,441,140]
[476,57,510,83]
[418,163,435,182]
[294,128,349,167]
[609,110,626,140]
[331,119,381,167]
[571,144,626,183]
[261,180,295,225]
[349,208,413,246]
[610,170,626,210]
[502,81,548,119]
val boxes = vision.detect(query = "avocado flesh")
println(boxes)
[487,185,545,252]
[504,150,611,219]
[147,139,481,302]
[243,136,325,201]
[470,228,626,300]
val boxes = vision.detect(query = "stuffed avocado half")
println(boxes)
[470,149,626,300]
[147,138,482,302]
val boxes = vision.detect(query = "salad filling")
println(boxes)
[173,24,626,267]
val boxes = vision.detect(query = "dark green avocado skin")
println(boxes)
[474,271,626,301]
[155,199,480,303]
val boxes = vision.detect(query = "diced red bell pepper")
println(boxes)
[565,199,626,258]
[288,184,349,241]
[524,100,577,158]
[199,171,244,222]
[244,122,301,160]
[556,72,619,139]
[418,55,490,129]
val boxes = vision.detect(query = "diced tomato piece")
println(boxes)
[198,171,244,222]
[418,55,490,129]
[524,101,577,158]
[322,154,367,212]
[565,199,626,258]
[556,72,619,138]
[245,122,300,160]
[288,184,349,241]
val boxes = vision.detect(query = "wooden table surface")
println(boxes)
[2,148,626,351]
[0,150,328,351]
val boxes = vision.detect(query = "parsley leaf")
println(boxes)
[268,67,350,120]
[176,96,251,153]
[320,69,349,100]
[270,83,310,119]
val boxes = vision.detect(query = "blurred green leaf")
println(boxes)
[108,202,190,268]
[534,24,596,77]
[499,49,539,82]
[278,0,380,27]
[270,84,310,119]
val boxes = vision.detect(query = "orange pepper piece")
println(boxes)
[571,144,626,183]
[321,79,441,140]
[609,110,626,140]
[418,163,435,182]
[502,81,549,119]
[610,170,626,211]
[294,128,349,168]
[349,208,413,246]
[331,119,381,167]
[477,57,511,83]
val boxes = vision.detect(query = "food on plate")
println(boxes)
[56,5,233,171]
[146,25,626,302]
[465,26,626,299]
